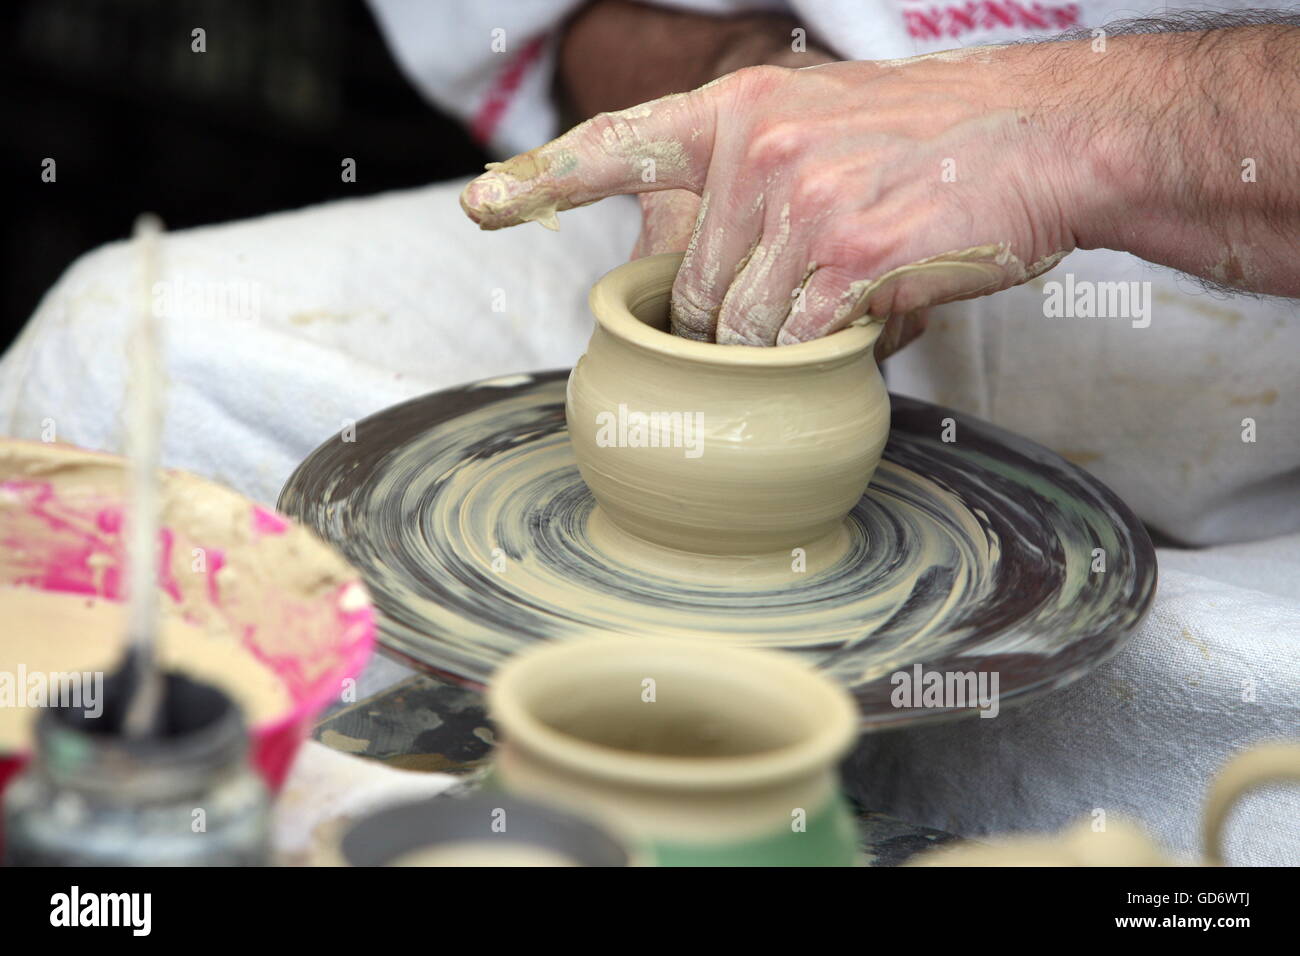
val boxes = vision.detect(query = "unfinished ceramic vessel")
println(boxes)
[567,253,888,559]
[488,637,860,866]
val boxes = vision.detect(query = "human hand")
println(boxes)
[630,187,924,359]
[462,48,1081,345]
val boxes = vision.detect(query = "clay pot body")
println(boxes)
[566,253,889,556]
[487,637,860,866]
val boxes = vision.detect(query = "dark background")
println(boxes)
[1,0,488,350]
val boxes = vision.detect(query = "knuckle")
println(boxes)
[582,109,643,158]
[717,315,775,347]
[670,270,720,327]
[790,167,841,212]
[669,298,715,339]
[744,119,806,171]
[671,282,716,320]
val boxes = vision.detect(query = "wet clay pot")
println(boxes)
[487,637,861,866]
[567,253,888,558]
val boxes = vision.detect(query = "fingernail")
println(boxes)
[460,173,564,231]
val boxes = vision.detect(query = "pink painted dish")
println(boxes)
[0,440,375,806]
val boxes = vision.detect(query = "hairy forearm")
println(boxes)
[1046,22,1300,294]
[558,0,832,120]
[553,7,1297,300]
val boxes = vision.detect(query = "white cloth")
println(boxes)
[889,257,1300,546]
[0,184,636,506]
[2,180,1295,864]
[846,545,1300,866]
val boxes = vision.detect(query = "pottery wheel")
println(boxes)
[279,370,1156,727]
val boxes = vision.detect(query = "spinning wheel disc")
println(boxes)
[280,370,1156,727]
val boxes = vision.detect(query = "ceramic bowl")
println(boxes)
[0,441,375,808]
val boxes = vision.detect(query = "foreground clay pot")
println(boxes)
[567,252,888,557]
[487,637,861,866]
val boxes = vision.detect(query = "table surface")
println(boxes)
[311,670,961,867]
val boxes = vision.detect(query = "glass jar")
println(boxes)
[3,671,271,866]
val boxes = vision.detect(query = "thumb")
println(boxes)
[460,91,714,231]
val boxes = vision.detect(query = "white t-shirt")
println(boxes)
[368,0,1298,546]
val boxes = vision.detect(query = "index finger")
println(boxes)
[460,92,714,231]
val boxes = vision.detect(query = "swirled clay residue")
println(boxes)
[280,373,1156,727]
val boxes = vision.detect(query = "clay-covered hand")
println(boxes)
[460,49,1081,345]
[628,186,924,360]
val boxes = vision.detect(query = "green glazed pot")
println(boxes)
[487,637,861,867]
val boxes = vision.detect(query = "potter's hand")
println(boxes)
[462,25,1300,342]
[607,34,937,357]
[476,0,933,351]
[461,50,1078,344]
[629,186,926,359]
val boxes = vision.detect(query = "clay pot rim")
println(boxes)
[589,252,882,368]
[488,637,859,791]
